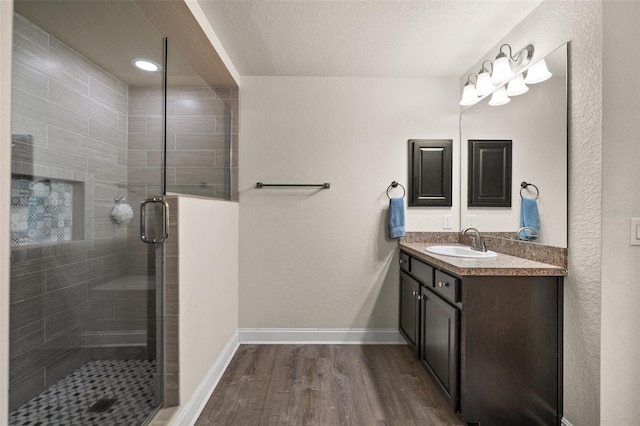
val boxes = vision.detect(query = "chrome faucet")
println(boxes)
[461,227,487,252]
[516,226,539,240]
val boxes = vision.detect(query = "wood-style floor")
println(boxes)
[195,345,463,425]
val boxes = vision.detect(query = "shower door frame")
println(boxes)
[1,1,15,421]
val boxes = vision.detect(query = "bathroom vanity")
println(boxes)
[399,242,564,426]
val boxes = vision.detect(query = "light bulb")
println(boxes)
[488,86,511,106]
[491,54,515,85]
[459,82,479,106]
[506,74,529,96]
[524,58,552,84]
[131,58,162,72]
[475,70,495,97]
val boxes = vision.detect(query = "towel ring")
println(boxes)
[520,181,539,200]
[387,181,406,199]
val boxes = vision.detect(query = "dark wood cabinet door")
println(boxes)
[421,286,459,412]
[468,139,512,207]
[408,139,452,206]
[461,276,562,426]
[399,272,420,352]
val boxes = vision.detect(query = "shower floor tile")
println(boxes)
[9,359,157,426]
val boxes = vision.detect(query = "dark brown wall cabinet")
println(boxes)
[468,139,512,207]
[398,250,563,425]
[408,139,452,207]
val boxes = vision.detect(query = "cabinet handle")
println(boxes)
[412,290,417,296]
[399,259,407,265]
[417,295,423,300]
[438,281,450,288]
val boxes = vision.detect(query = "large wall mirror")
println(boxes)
[460,43,568,248]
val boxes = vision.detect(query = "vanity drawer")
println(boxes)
[399,251,410,272]
[434,270,459,304]
[411,258,434,287]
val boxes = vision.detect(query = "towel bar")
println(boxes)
[256,182,330,189]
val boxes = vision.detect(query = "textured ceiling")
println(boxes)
[197,0,543,78]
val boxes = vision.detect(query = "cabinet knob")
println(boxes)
[412,290,417,296]
[399,259,407,264]
[438,281,450,288]
[417,295,423,300]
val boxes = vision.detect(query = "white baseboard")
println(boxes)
[168,330,240,426]
[561,417,574,426]
[238,328,406,344]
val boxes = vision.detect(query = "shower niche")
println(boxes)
[10,173,85,248]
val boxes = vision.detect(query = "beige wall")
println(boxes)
[460,2,603,424]
[601,1,640,423]
[238,76,458,329]
[178,196,239,404]
[0,0,13,421]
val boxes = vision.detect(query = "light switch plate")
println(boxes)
[443,215,452,229]
[630,218,640,246]
[467,215,476,227]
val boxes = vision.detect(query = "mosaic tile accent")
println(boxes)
[8,360,157,426]
[10,176,74,248]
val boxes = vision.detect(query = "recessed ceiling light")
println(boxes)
[131,58,162,72]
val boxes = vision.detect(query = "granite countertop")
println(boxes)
[399,242,566,277]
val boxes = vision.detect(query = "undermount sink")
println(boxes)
[425,245,498,259]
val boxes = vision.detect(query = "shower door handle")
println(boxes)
[140,197,169,244]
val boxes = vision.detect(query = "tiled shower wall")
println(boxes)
[211,87,239,202]
[9,14,129,410]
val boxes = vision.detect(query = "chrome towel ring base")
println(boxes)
[387,181,406,199]
[520,181,539,200]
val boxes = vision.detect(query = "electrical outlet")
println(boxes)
[443,215,452,229]
[631,218,640,246]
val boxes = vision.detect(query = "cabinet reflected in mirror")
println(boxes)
[460,43,568,248]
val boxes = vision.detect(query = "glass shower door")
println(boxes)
[164,41,234,200]
[8,1,167,424]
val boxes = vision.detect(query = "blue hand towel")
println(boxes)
[388,197,406,239]
[520,197,540,240]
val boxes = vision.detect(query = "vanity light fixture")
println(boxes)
[490,44,534,85]
[488,86,511,106]
[459,74,480,106]
[460,43,536,106]
[475,60,495,97]
[131,58,162,72]
[524,58,553,84]
[506,74,529,96]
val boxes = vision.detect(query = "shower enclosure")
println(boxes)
[7,1,235,424]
